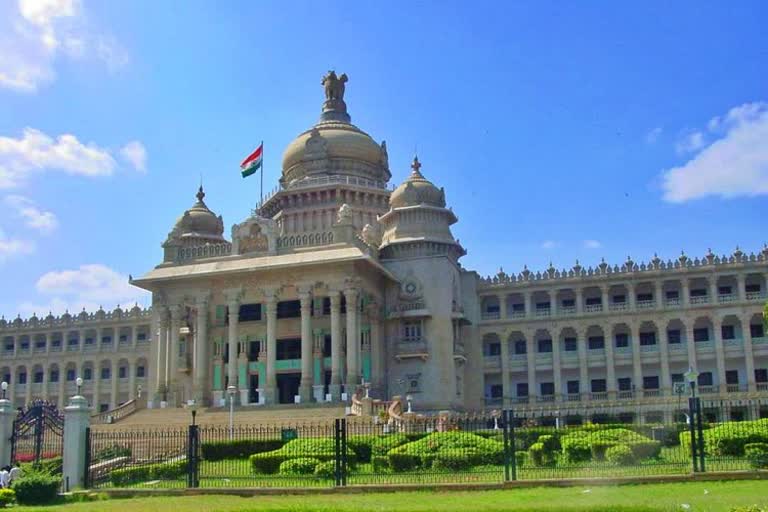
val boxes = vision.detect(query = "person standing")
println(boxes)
[8,463,21,485]
[0,466,9,489]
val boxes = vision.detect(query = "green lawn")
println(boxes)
[15,481,768,512]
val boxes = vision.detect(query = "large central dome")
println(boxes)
[281,71,391,186]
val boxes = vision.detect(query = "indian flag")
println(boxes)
[240,143,263,178]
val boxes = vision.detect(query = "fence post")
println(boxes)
[341,418,348,486]
[63,394,91,490]
[334,419,341,487]
[0,396,14,468]
[187,424,199,488]
[688,397,698,472]
[696,397,705,473]
[501,410,511,482]
[82,428,91,489]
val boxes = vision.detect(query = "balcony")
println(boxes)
[690,296,709,305]
[609,303,629,312]
[513,396,529,404]
[617,390,634,399]
[481,311,500,321]
[584,304,603,313]
[393,339,429,361]
[66,344,80,352]
[640,344,658,353]
[483,355,501,370]
[561,351,578,360]
[643,389,661,398]
[614,345,632,354]
[484,397,502,406]
[695,340,714,350]
[637,300,656,310]
[665,298,681,308]
[718,293,737,304]
[726,384,743,393]
[699,385,717,394]
[537,395,555,403]
[758,383,768,392]
[559,306,576,316]
[534,309,551,318]
[566,393,581,402]
[753,337,767,345]
[509,311,526,319]
[723,338,743,348]
[536,353,553,363]
[668,342,686,352]
[591,392,608,401]
[747,291,767,301]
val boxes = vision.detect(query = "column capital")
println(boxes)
[343,287,359,299]
[169,304,183,320]
[298,291,312,306]
[223,286,244,306]
[195,293,211,307]
[329,291,341,309]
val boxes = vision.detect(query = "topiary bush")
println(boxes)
[561,437,591,463]
[313,460,336,479]
[371,455,390,472]
[0,489,15,508]
[110,465,150,487]
[371,433,409,456]
[515,450,528,467]
[605,444,635,466]
[386,431,504,471]
[560,428,660,463]
[528,442,546,466]
[680,418,768,456]
[249,437,355,475]
[278,457,321,475]
[347,435,375,463]
[388,453,421,472]
[201,439,283,461]
[108,459,187,486]
[11,472,60,505]
[745,442,768,469]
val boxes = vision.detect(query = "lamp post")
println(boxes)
[189,401,198,426]
[684,367,702,472]
[137,384,142,399]
[76,377,83,397]
[405,394,413,414]
[1,381,7,400]
[227,385,237,440]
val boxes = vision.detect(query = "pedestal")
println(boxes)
[239,389,250,406]
[255,388,266,405]
[213,390,223,406]
[0,399,14,468]
[63,395,90,490]
[312,385,325,403]
[262,387,276,405]
[328,384,341,402]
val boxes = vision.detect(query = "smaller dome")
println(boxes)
[168,186,225,244]
[113,305,123,318]
[0,316,6,328]
[45,311,55,324]
[130,303,142,316]
[390,157,446,209]
[61,310,71,323]
[79,309,89,321]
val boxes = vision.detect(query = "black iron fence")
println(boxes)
[85,403,768,489]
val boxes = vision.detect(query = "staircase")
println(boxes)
[91,403,347,430]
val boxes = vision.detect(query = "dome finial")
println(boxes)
[320,70,350,123]
[410,155,424,178]
[196,185,205,203]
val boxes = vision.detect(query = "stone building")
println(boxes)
[1,72,766,422]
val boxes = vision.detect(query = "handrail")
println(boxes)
[91,399,138,424]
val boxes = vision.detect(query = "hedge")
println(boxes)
[11,472,60,505]
[109,459,187,487]
[606,444,635,465]
[0,489,15,508]
[314,460,336,479]
[745,442,768,469]
[559,428,660,463]
[680,418,768,456]
[249,438,355,474]
[201,439,284,461]
[278,457,321,475]
[386,432,504,472]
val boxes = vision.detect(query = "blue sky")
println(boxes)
[1,0,767,318]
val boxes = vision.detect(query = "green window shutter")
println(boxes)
[215,305,227,326]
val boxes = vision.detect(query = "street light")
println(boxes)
[137,384,142,399]
[189,400,198,426]
[227,385,237,440]
[76,377,83,396]
[405,394,413,414]
[1,381,7,400]
[683,366,703,472]
[684,367,699,400]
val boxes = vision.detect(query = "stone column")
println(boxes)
[92,365,101,411]
[627,283,636,311]
[329,292,342,400]
[524,291,532,319]
[499,294,507,319]
[604,322,616,397]
[682,279,691,308]
[12,335,17,358]
[655,281,664,310]
[312,329,325,402]
[577,287,585,314]
[58,368,66,409]
[344,288,360,393]
[63,394,90,490]
[131,326,138,349]
[685,320,697,372]
[128,360,136,401]
[226,297,239,398]
[153,308,168,406]
[713,316,727,393]
[113,326,120,353]
[550,290,557,316]
[500,334,511,406]
[577,328,588,400]
[194,298,209,405]
[600,286,609,314]
[25,367,32,406]
[168,306,182,405]
[370,309,384,396]
[526,332,537,401]
[79,330,85,353]
[659,323,671,395]
[630,322,643,393]
[0,397,14,468]
[45,332,51,355]
[742,313,756,392]
[7,368,14,408]
[736,274,746,301]
[264,295,277,404]
[552,330,562,402]
[110,360,118,410]
[299,291,313,403]
[41,362,49,401]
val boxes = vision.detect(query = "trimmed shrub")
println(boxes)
[151,459,187,479]
[388,453,421,472]
[250,453,288,474]
[278,457,321,475]
[514,450,528,467]
[560,428,660,463]
[348,435,375,463]
[109,459,187,487]
[680,418,768,456]
[11,472,60,505]
[387,432,504,469]
[314,460,336,479]
[0,489,16,508]
[561,438,591,463]
[371,434,409,456]
[590,441,614,461]
[629,441,662,460]
[201,439,283,461]
[110,466,150,487]
[745,442,768,469]
[606,444,635,466]
[528,442,546,466]
[249,437,355,475]
[95,444,131,462]
[371,455,390,472]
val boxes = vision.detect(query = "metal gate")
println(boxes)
[10,400,65,472]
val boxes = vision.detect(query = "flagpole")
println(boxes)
[259,140,264,209]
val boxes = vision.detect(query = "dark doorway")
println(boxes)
[277,373,300,404]
[249,374,260,404]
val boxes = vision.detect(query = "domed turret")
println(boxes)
[390,156,446,208]
[280,71,390,187]
[162,186,228,262]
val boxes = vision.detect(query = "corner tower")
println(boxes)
[258,72,392,241]
[379,157,468,411]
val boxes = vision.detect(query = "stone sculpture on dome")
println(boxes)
[322,70,348,101]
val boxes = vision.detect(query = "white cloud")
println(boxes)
[645,127,662,144]
[120,141,147,173]
[0,228,34,262]
[583,239,602,249]
[0,127,117,188]
[0,0,127,92]
[675,131,705,154]
[4,195,58,233]
[541,240,558,250]
[17,263,149,315]
[662,102,768,203]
